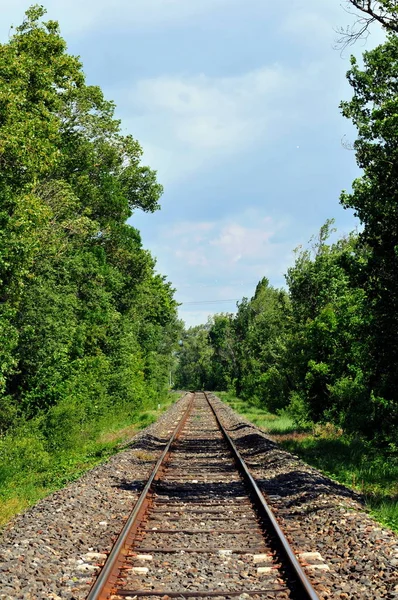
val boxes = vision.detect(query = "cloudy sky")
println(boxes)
[0,1,385,325]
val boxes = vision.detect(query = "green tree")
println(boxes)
[174,325,214,390]
[0,6,179,439]
[232,279,291,411]
[339,34,398,441]
[208,314,237,391]
[286,223,371,432]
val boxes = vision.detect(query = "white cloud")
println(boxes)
[134,68,291,152]
[281,11,336,44]
[278,0,343,43]
[167,221,215,237]
[149,209,293,325]
[128,63,327,183]
[175,249,209,268]
[211,219,274,262]
[0,0,246,37]
[131,66,287,156]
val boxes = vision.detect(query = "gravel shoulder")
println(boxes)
[209,394,398,600]
[0,393,192,600]
[0,392,397,600]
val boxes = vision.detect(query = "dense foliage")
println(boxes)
[176,222,396,446]
[176,25,398,447]
[0,7,180,452]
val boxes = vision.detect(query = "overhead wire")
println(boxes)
[181,299,239,305]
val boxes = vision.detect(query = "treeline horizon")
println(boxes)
[176,21,398,448]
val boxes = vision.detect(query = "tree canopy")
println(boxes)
[0,6,180,444]
[176,5,398,447]
[337,1,398,47]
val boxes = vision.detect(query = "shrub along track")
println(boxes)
[0,393,396,600]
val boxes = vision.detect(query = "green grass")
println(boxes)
[281,435,398,532]
[217,391,302,434]
[0,391,180,527]
[217,391,398,533]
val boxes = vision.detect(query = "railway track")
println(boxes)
[87,392,320,600]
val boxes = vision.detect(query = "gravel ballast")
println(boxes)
[209,394,398,600]
[0,392,397,600]
[0,394,192,600]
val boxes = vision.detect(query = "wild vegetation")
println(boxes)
[0,6,182,522]
[1,2,398,530]
[219,392,398,533]
[175,9,398,530]
[176,19,398,448]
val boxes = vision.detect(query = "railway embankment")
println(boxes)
[0,393,396,600]
[218,392,398,534]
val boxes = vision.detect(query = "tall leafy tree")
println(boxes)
[286,224,372,432]
[339,33,398,440]
[174,325,214,390]
[0,7,178,437]
[233,279,291,411]
[208,314,237,391]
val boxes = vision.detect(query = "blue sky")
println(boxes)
[1,1,385,326]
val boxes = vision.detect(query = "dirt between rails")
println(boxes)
[0,391,396,600]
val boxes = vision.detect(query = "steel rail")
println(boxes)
[86,392,194,600]
[205,392,320,600]
[116,588,289,597]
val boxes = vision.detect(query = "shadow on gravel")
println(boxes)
[116,479,147,492]
[228,423,256,432]
[111,429,363,509]
[234,431,278,451]
[233,431,364,506]
[127,433,169,452]
[166,462,236,473]
[153,480,247,501]
[256,470,362,506]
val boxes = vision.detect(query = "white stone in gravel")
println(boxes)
[298,551,323,561]
[252,554,273,563]
[131,567,149,574]
[76,564,100,572]
[82,552,107,561]
[135,554,153,561]
[218,549,232,555]
[98,521,108,526]
[257,566,273,574]
[305,564,330,571]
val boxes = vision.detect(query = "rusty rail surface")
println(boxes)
[86,392,320,600]
[86,392,194,600]
[205,392,320,600]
